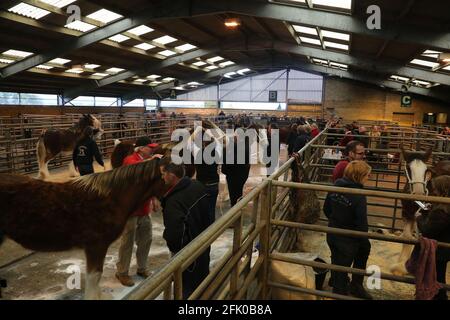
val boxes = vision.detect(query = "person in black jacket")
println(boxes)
[222,127,251,206]
[323,160,373,299]
[160,161,213,299]
[287,124,298,156]
[195,138,220,223]
[72,126,104,176]
[417,175,450,300]
[293,125,310,154]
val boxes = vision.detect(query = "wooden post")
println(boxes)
[174,269,183,300]
[229,213,243,298]
[257,180,272,299]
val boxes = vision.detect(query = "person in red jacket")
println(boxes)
[311,123,320,139]
[115,137,161,287]
[332,140,366,182]
[339,124,355,147]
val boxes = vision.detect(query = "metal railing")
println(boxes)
[124,124,450,300]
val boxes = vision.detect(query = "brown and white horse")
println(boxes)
[36,114,103,180]
[390,147,450,275]
[0,157,169,299]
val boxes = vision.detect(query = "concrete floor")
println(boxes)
[1,145,448,300]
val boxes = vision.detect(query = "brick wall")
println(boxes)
[324,78,449,124]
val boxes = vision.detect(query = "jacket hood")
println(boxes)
[334,177,363,189]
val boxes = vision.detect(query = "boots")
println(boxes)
[349,282,373,300]
[115,273,135,287]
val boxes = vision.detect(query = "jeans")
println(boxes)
[116,215,153,275]
[327,235,371,295]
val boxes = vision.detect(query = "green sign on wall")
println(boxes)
[401,94,412,107]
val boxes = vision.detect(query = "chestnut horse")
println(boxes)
[36,114,103,180]
[0,157,169,299]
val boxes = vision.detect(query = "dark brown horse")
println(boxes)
[289,154,320,251]
[36,114,103,180]
[0,157,169,299]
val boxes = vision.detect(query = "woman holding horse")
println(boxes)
[417,175,450,300]
[323,160,373,299]
[72,126,104,176]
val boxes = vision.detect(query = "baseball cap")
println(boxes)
[135,137,158,148]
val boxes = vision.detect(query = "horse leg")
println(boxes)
[390,220,415,276]
[84,244,108,300]
[36,139,50,180]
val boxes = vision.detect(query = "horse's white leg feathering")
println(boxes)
[84,271,102,300]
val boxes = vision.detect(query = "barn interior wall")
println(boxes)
[324,78,449,124]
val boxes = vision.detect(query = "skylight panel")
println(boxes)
[93,73,109,77]
[84,64,100,69]
[421,50,442,59]
[87,9,123,24]
[175,44,197,52]
[219,61,235,68]
[410,59,439,68]
[324,41,349,50]
[390,75,410,82]
[173,86,186,90]
[65,20,97,32]
[127,25,154,36]
[150,81,162,86]
[3,49,33,58]
[66,68,84,74]
[187,82,202,86]
[134,43,155,51]
[36,65,54,70]
[147,74,161,79]
[158,50,177,57]
[49,58,71,65]
[109,34,130,43]
[237,68,251,75]
[330,62,348,69]
[224,72,237,78]
[300,37,322,46]
[106,67,124,73]
[322,30,350,41]
[39,0,77,8]
[192,61,207,67]
[153,35,177,45]
[207,56,224,63]
[162,77,175,82]
[134,79,147,83]
[205,65,219,71]
[8,3,51,20]
[312,0,352,10]
[413,80,431,87]
[0,58,14,64]
[312,58,328,64]
[292,25,318,36]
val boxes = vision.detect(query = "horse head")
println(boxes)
[400,145,433,195]
[79,114,103,138]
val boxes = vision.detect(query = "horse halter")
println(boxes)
[404,162,430,195]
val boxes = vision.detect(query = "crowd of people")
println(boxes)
[68,113,449,300]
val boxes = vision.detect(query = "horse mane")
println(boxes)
[71,158,160,197]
